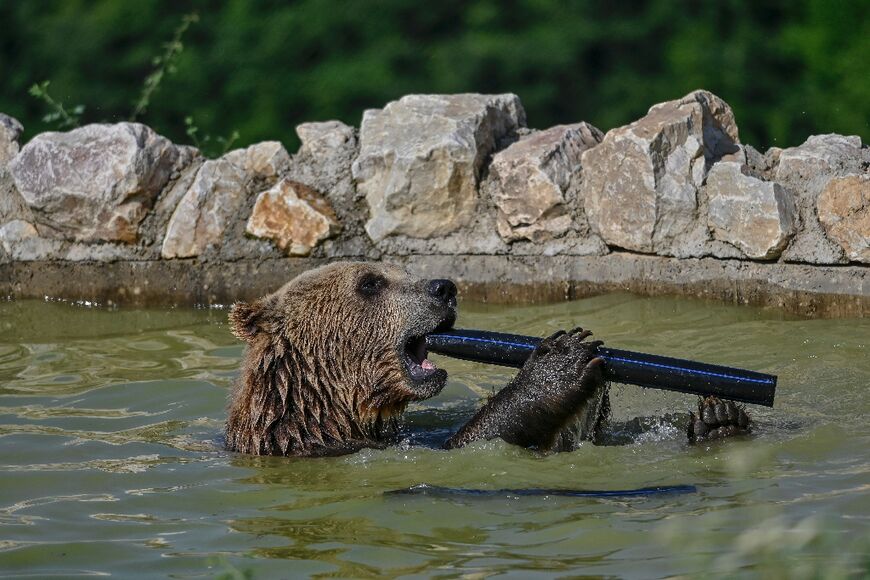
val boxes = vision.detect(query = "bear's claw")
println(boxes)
[687,396,751,442]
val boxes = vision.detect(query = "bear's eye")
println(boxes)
[357,273,388,298]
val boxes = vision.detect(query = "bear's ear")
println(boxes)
[228,300,278,342]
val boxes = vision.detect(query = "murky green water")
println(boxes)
[0,294,868,579]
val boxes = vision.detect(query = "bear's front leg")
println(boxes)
[444,328,605,452]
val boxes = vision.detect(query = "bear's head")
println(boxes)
[225,261,457,456]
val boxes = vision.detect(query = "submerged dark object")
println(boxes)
[426,329,776,407]
[387,483,697,498]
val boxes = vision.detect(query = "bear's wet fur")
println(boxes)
[226,261,750,456]
[225,262,457,456]
[687,396,751,442]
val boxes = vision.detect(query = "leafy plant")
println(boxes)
[27,81,84,129]
[130,12,199,121]
[27,11,240,158]
[9,1,870,149]
[185,116,240,157]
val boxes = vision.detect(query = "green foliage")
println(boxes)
[25,10,237,158]
[27,81,84,129]
[184,115,240,157]
[1,0,867,152]
[131,12,199,121]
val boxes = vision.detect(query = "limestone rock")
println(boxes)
[222,141,290,181]
[490,123,603,242]
[0,114,32,226]
[161,158,247,258]
[817,174,870,263]
[777,134,864,180]
[9,123,183,243]
[706,162,797,259]
[353,93,526,242]
[775,134,868,264]
[62,242,138,262]
[0,114,23,166]
[246,179,340,255]
[288,120,367,257]
[743,145,781,181]
[0,219,63,261]
[0,217,140,262]
[297,121,356,159]
[137,155,204,250]
[581,90,740,255]
[0,184,30,227]
[161,142,291,259]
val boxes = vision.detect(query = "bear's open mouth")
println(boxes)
[399,309,454,396]
[404,335,439,381]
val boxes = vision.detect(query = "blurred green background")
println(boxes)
[1,0,867,154]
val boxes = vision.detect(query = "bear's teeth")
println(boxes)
[421,359,436,371]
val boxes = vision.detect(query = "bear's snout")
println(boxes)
[427,279,457,307]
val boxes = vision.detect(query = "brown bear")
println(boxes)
[225,261,748,456]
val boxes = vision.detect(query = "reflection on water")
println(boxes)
[0,296,868,578]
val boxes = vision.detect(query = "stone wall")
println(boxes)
[1,91,867,315]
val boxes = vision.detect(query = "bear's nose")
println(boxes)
[428,279,457,303]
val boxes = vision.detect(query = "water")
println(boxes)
[0,295,868,578]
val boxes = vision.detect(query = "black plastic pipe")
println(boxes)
[426,329,776,407]
[387,483,698,498]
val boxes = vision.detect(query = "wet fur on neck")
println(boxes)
[225,329,414,456]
